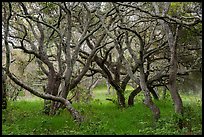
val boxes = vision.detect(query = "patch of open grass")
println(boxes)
[2,86,202,135]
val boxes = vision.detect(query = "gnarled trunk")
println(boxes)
[43,71,61,115]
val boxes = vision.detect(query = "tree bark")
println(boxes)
[139,64,160,121]
[168,45,183,114]
[116,90,126,108]
[119,23,160,120]
[2,71,7,110]
[2,3,12,110]
[128,86,141,106]
[4,68,83,123]
[168,46,183,129]
[153,1,183,116]
[92,53,126,108]
[148,86,159,100]
[43,70,61,115]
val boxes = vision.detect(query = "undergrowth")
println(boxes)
[2,87,202,135]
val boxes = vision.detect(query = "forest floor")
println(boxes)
[2,85,202,135]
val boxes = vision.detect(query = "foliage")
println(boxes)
[2,2,202,134]
[2,86,202,135]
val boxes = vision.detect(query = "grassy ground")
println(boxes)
[2,85,202,135]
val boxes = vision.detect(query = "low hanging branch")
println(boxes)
[3,67,83,123]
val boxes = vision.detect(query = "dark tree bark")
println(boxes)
[94,56,126,108]
[168,44,183,129]
[116,90,126,108]
[128,86,141,106]
[85,37,127,108]
[128,85,159,107]
[46,71,61,115]
[148,86,159,100]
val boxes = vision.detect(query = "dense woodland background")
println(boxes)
[2,2,202,135]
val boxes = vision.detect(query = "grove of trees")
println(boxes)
[2,2,202,127]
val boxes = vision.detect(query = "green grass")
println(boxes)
[2,86,202,135]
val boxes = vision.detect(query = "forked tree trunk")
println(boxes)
[5,65,84,123]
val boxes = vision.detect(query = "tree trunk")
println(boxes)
[140,70,160,121]
[64,99,83,122]
[42,85,50,114]
[43,71,61,115]
[139,50,160,121]
[167,23,183,128]
[43,100,51,115]
[152,2,183,117]
[116,90,126,108]
[168,64,183,129]
[168,46,183,115]
[128,86,141,106]
[148,86,159,100]
[5,64,84,123]
[2,72,7,110]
